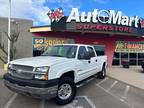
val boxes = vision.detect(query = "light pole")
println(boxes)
[8,0,11,63]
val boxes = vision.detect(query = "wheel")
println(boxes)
[55,77,76,105]
[97,66,106,79]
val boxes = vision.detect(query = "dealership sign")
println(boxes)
[67,8,142,28]
[33,37,74,51]
[115,41,144,53]
[49,8,144,35]
[47,8,64,22]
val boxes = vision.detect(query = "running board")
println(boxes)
[76,75,97,88]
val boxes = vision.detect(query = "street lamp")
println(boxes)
[8,0,11,63]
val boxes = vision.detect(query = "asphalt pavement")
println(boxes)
[1,76,144,108]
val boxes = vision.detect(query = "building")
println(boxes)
[30,8,144,66]
[0,17,33,67]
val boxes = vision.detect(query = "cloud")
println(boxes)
[0,0,50,26]
[94,0,109,4]
[0,0,82,26]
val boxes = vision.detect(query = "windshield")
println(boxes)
[42,45,77,58]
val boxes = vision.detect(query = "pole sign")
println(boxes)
[49,8,144,36]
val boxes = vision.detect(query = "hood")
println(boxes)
[10,56,69,67]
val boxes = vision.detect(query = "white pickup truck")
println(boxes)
[3,44,107,105]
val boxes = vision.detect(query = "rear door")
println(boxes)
[93,45,106,72]
[87,46,98,75]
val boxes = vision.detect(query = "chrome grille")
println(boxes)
[11,64,34,72]
[9,64,34,79]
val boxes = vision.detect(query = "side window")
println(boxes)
[67,46,77,58]
[78,46,87,59]
[94,45,105,56]
[87,47,95,57]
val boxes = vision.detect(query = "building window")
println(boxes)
[112,59,120,65]
[121,53,128,59]
[138,53,144,65]
[112,52,144,66]
[113,52,119,59]
[112,52,120,65]
[130,53,137,59]
[130,60,137,65]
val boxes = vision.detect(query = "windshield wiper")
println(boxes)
[42,54,65,57]
[41,54,66,57]
[51,55,65,57]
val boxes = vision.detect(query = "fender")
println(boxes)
[56,67,77,82]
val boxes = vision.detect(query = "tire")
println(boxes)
[97,66,106,79]
[55,77,76,105]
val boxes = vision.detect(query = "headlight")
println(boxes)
[35,66,49,73]
[34,66,49,80]
[8,64,12,69]
[7,64,12,73]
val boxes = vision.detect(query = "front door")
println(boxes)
[76,46,94,82]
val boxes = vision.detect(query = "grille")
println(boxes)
[11,64,34,72]
[10,64,34,79]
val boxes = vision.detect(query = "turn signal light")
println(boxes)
[44,72,48,80]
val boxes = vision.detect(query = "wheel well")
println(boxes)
[60,71,74,80]
[102,62,106,70]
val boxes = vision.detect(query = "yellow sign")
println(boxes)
[45,38,66,48]
[115,41,144,53]
[33,37,74,51]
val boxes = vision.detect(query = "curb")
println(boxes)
[107,75,144,91]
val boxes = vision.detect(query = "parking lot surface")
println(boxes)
[1,76,144,108]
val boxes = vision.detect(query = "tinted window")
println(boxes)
[138,53,144,59]
[94,45,105,56]
[87,47,95,57]
[78,46,87,59]
[121,53,128,59]
[67,46,77,58]
[112,59,120,65]
[130,53,137,59]
[113,52,119,59]
[42,45,77,58]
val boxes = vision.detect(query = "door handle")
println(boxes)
[95,59,97,62]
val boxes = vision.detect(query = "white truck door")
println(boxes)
[76,46,94,82]
[87,46,98,75]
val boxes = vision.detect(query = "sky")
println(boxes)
[0,0,144,26]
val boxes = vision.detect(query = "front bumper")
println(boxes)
[3,73,59,99]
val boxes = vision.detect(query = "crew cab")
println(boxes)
[3,44,107,105]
